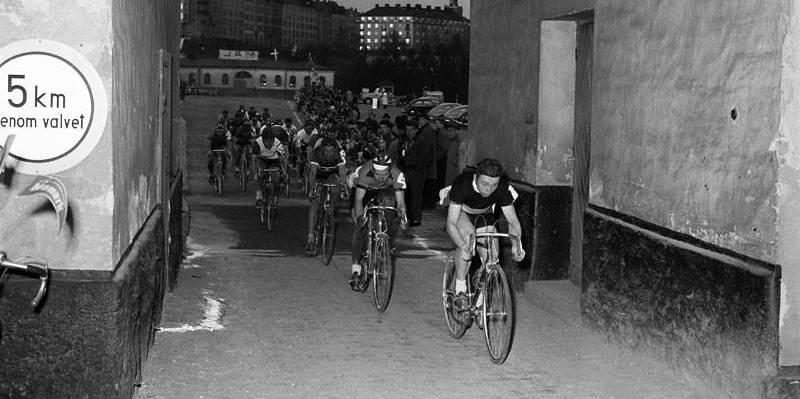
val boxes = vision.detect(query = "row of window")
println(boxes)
[362,16,413,21]
[361,38,411,44]
[187,72,326,88]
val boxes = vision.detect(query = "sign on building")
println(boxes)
[219,49,259,61]
[0,39,108,175]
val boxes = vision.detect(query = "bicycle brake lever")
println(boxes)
[31,276,47,308]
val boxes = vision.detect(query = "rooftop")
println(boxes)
[362,3,468,22]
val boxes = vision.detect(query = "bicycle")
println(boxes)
[238,144,251,191]
[0,251,49,308]
[311,182,339,265]
[442,219,519,364]
[257,162,281,231]
[211,149,226,196]
[356,201,405,313]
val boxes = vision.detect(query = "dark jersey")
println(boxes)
[309,142,346,169]
[448,172,517,214]
[355,162,406,192]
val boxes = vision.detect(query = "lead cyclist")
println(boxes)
[442,158,526,311]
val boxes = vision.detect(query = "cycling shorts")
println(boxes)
[464,211,495,230]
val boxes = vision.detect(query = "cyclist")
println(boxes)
[304,136,347,255]
[232,120,256,179]
[443,158,526,311]
[349,153,407,291]
[207,121,230,185]
[252,126,287,207]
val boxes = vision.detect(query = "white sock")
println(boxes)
[455,279,466,294]
[352,263,362,274]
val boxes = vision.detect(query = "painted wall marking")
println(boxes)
[0,39,107,175]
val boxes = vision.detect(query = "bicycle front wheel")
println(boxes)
[321,206,335,265]
[215,160,224,196]
[483,267,514,364]
[240,155,248,191]
[265,182,274,231]
[442,257,468,338]
[372,235,394,312]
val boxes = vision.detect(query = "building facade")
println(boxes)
[359,3,469,51]
[181,57,335,91]
[181,0,357,53]
[468,0,800,397]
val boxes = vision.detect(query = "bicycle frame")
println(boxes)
[0,251,49,307]
[362,204,399,268]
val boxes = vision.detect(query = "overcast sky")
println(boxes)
[336,0,470,18]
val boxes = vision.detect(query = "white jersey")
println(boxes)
[254,136,285,160]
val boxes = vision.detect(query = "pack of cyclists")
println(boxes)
[206,86,525,299]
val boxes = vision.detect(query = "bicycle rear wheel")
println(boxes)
[372,235,394,312]
[483,267,514,364]
[442,257,468,338]
[321,206,335,265]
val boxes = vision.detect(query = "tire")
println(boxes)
[483,267,514,364]
[321,205,335,265]
[240,155,248,191]
[442,257,468,338]
[372,235,394,313]
[215,160,224,196]
[265,182,274,231]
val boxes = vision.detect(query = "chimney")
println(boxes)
[415,4,421,8]
[426,5,431,10]
[434,6,441,10]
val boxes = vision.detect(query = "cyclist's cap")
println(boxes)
[373,154,392,170]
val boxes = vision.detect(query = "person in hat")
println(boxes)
[348,153,407,291]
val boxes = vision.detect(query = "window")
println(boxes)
[289,75,296,87]
[274,75,282,86]
[319,76,326,86]
[303,76,311,88]
[188,72,196,85]
[260,74,268,86]
[222,73,229,85]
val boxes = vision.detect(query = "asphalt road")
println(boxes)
[134,95,727,399]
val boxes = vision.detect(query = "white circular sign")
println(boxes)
[0,39,107,175]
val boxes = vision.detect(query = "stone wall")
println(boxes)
[583,205,779,398]
[0,208,165,398]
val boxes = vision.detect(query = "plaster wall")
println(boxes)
[112,0,181,264]
[591,0,783,261]
[0,1,114,270]
[776,0,800,366]
[469,0,592,181]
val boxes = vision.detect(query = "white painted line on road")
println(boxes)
[409,234,450,262]
[157,292,226,333]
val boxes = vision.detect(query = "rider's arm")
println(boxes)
[394,190,407,216]
[446,203,467,249]
[354,187,366,221]
[500,205,522,238]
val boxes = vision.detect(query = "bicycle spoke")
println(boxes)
[373,236,394,312]
[483,268,514,364]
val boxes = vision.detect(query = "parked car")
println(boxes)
[427,102,461,122]
[441,105,468,128]
[403,96,442,117]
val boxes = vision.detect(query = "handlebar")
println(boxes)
[0,251,49,307]
[361,204,406,226]
[468,232,522,258]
